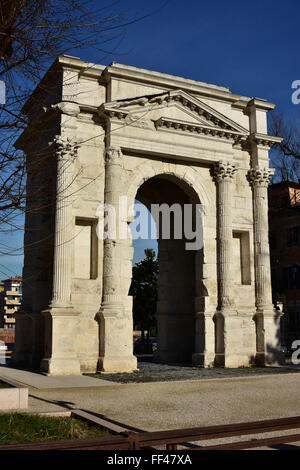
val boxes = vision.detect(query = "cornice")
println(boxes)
[155,117,247,145]
[244,133,283,150]
[246,98,276,112]
[98,89,249,146]
[102,64,243,104]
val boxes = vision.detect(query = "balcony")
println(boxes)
[5,291,21,296]
[4,317,15,324]
[5,299,21,305]
[4,307,16,314]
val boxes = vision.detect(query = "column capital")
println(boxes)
[247,166,274,187]
[50,135,79,161]
[105,146,123,166]
[213,161,237,183]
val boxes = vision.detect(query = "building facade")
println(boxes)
[0,277,22,329]
[269,182,300,348]
[13,57,283,375]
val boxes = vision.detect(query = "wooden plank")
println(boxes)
[70,409,135,435]
[127,416,300,447]
[198,432,300,450]
[0,434,130,451]
[2,415,300,450]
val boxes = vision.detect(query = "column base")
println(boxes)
[78,357,98,374]
[214,310,257,367]
[192,352,215,367]
[255,308,285,366]
[215,353,255,368]
[97,301,137,373]
[40,357,81,376]
[97,355,137,374]
[40,306,81,376]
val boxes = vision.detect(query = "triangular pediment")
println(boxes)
[99,89,249,143]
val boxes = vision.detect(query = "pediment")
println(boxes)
[98,89,249,144]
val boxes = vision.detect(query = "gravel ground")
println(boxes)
[85,357,300,383]
[26,372,300,433]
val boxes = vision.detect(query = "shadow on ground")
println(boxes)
[85,356,300,384]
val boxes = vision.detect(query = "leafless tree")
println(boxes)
[0,0,166,277]
[270,110,300,183]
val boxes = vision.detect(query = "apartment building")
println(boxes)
[0,276,22,329]
[269,182,300,348]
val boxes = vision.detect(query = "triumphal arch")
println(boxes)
[13,56,284,375]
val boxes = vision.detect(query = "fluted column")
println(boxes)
[51,136,79,307]
[213,161,237,311]
[40,136,81,375]
[213,161,240,366]
[97,146,137,373]
[248,167,273,310]
[248,167,283,365]
[101,147,123,310]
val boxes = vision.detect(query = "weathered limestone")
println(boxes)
[13,57,283,374]
[214,161,237,311]
[213,162,240,367]
[97,147,137,372]
[248,167,284,365]
[40,136,81,375]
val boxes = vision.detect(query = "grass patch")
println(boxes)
[0,380,12,389]
[0,413,110,445]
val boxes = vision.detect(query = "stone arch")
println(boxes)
[125,159,213,219]
[123,158,212,363]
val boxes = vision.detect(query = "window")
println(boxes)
[283,265,300,290]
[286,226,300,247]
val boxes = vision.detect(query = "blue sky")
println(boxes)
[2,0,300,275]
[83,0,300,117]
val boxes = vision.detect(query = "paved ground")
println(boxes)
[2,363,300,448]
[16,372,300,433]
[3,360,300,448]
[0,365,119,389]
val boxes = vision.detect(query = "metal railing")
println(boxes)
[0,415,300,450]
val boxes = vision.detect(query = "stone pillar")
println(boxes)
[97,147,137,373]
[192,249,215,367]
[248,167,283,365]
[214,162,237,311]
[213,161,242,367]
[51,137,78,307]
[40,136,81,375]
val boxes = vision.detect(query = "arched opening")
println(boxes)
[130,174,203,364]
